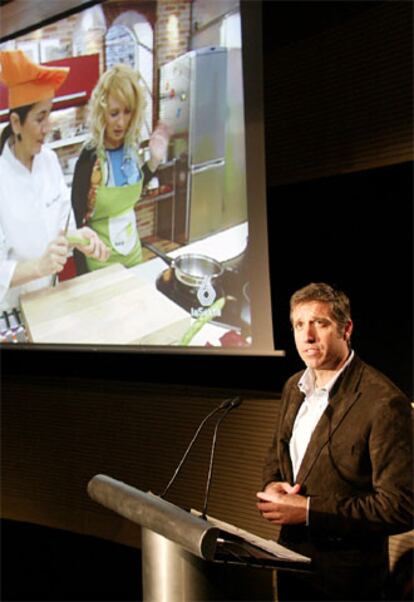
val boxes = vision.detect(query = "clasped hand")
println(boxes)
[256,481,308,525]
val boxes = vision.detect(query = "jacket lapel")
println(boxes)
[279,384,305,484]
[295,356,364,485]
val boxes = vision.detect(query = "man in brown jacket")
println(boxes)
[257,283,413,601]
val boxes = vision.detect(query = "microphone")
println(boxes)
[201,396,243,519]
[159,396,241,500]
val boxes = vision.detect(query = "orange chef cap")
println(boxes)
[0,49,69,109]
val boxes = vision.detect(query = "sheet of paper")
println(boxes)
[191,509,311,563]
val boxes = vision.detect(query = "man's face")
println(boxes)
[291,301,352,372]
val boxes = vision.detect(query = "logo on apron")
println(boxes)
[108,209,137,256]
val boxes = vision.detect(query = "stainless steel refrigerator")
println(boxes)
[159,46,247,243]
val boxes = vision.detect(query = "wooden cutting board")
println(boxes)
[20,264,191,346]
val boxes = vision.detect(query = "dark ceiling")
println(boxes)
[262,1,386,50]
[0,0,101,41]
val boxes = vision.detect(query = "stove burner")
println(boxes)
[155,267,251,335]
[0,308,28,343]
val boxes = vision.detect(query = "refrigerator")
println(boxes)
[159,46,247,243]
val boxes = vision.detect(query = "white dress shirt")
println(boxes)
[0,141,75,310]
[290,350,355,481]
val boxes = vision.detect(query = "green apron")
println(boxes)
[86,180,143,271]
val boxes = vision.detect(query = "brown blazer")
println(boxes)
[263,354,413,599]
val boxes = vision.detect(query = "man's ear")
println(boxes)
[344,319,353,340]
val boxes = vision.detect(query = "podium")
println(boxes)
[87,474,311,601]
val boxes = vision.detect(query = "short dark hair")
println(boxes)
[290,282,351,337]
[0,103,35,154]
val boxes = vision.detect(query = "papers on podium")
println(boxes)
[191,510,311,570]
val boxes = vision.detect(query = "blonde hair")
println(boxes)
[87,64,146,150]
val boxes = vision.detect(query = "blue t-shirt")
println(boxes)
[107,146,142,186]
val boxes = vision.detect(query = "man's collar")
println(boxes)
[298,350,355,396]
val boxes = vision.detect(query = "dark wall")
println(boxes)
[266,162,413,398]
[261,0,412,397]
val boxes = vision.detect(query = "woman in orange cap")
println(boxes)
[0,49,109,312]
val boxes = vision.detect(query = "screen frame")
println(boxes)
[0,0,283,361]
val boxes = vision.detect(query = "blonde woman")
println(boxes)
[71,64,169,273]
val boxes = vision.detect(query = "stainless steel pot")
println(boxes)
[142,241,224,288]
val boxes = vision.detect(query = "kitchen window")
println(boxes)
[105,13,153,140]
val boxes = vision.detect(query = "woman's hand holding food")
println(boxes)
[72,227,110,262]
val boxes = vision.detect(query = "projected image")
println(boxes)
[0,0,251,348]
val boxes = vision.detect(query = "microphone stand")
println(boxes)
[201,396,243,519]
[159,397,238,500]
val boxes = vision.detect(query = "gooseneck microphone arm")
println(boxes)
[159,397,239,500]
[201,396,243,519]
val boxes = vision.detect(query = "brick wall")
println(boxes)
[15,14,78,61]
[156,0,191,67]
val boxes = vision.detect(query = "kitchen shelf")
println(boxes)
[140,156,178,242]
[140,191,174,206]
[47,133,87,150]
[158,159,177,170]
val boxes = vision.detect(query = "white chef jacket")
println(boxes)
[0,140,76,311]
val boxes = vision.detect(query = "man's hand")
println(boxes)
[256,482,307,525]
[264,481,301,495]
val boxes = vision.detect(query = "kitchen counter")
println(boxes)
[16,223,249,347]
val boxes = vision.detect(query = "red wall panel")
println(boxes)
[0,53,100,121]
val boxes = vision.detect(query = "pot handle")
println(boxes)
[142,240,173,266]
